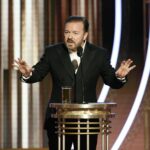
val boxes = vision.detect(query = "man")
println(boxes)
[14,16,136,150]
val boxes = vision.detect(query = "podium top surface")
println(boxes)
[49,102,117,119]
[49,102,117,109]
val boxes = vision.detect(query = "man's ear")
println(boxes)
[84,32,88,41]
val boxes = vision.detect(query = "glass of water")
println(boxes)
[61,86,72,103]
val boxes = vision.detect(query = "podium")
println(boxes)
[49,102,117,150]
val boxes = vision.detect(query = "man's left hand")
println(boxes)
[115,59,136,78]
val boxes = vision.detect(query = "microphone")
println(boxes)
[77,46,85,103]
[72,59,78,70]
[77,46,83,57]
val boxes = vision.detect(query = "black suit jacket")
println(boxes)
[24,42,125,126]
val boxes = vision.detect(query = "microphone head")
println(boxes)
[77,46,83,57]
[72,59,78,70]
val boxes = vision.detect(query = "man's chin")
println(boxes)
[66,44,76,51]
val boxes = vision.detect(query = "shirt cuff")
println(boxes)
[22,72,32,81]
[117,77,126,83]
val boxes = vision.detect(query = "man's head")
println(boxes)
[64,16,89,51]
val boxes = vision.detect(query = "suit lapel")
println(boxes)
[56,44,75,79]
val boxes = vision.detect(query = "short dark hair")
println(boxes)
[65,16,89,32]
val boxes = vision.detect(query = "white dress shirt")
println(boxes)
[69,42,86,73]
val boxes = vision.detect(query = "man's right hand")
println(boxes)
[13,58,33,78]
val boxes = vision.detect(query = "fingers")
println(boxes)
[15,58,26,65]
[12,64,19,70]
[121,59,132,66]
[121,59,136,69]
[12,58,28,70]
[12,58,21,70]
[129,64,136,72]
[126,59,134,67]
[13,58,26,65]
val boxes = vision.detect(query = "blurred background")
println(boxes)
[0,0,150,150]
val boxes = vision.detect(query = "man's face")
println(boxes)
[64,21,88,51]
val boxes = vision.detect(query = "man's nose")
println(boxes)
[68,33,73,39]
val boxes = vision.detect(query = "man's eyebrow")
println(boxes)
[73,31,80,33]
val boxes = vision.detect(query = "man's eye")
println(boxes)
[74,32,79,35]
[64,31,69,34]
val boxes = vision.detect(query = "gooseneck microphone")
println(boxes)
[77,46,85,103]
[71,59,78,103]
[72,59,78,70]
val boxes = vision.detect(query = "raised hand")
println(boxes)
[13,58,33,77]
[115,59,136,78]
